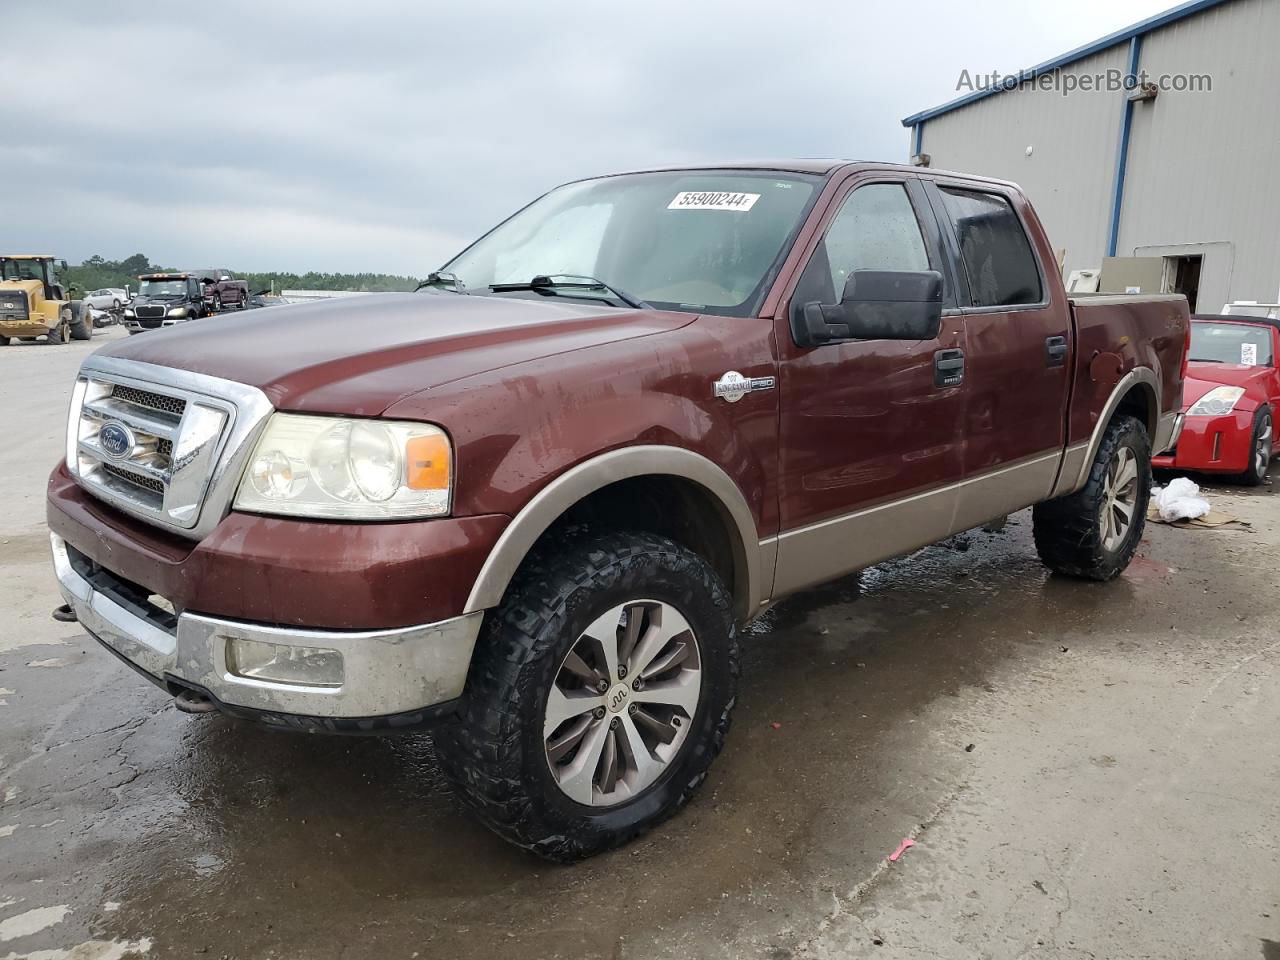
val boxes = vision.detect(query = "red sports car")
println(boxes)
[1153,314,1277,484]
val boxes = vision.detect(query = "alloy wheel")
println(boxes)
[1100,445,1138,552]
[544,599,702,807]
[1256,414,1273,478]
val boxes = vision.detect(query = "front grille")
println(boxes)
[134,305,166,319]
[0,290,27,320]
[104,463,166,495]
[112,385,187,417]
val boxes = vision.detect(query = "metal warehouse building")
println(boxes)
[902,0,1280,313]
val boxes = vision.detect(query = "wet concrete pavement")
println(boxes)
[2,331,1277,959]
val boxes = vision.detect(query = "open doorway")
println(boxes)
[1167,255,1202,313]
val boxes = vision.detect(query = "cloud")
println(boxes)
[6,0,1174,274]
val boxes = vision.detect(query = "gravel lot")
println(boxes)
[1,328,1277,960]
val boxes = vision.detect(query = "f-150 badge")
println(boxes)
[713,371,776,403]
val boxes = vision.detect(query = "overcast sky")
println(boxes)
[9,0,1173,276]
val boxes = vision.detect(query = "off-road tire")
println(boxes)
[435,531,739,862]
[238,293,248,310]
[1033,414,1151,581]
[0,335,9,346]
[70,303,93,341]
[48,310,72,345]
[1237,406,1272,486]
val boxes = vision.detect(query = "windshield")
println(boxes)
[1189,321,1274,366]
[443,171,819,316]
[1,259,45,283]
[139,280,188,298]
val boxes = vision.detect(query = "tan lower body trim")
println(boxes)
[768,452,1060,601]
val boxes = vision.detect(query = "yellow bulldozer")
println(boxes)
[0,255,93,346]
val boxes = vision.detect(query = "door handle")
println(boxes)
[1045,335,1068,367]
[934,348,965,387]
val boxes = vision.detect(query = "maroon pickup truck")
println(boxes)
[49,161,1187,860]
[192,269,249,311]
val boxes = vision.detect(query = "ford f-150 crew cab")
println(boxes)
[48,161,1188,861]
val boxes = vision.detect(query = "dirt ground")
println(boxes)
[1,328,1277,960]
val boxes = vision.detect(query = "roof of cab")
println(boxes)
[139,273,192,280]
[1,254,55,260]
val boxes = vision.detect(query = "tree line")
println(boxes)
[66,254,420,294]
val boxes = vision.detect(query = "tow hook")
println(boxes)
[52,603,77,623]
[174,689,218,715]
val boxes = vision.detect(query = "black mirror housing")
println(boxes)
[793,270,943,347]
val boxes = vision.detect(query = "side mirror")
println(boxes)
[793,270,943,348]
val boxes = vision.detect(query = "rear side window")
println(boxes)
[939,187,1042,307]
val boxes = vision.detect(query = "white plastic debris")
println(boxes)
[1151,477,1211,522]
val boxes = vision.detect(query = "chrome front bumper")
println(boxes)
[51,534,482,720]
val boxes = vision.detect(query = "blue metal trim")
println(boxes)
[901,0,1231,127]
[912,123,923,157]
[1107,36,1143,257]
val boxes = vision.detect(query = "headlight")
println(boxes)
[123,308,134,317]
[166,307,189,318]
[1187,386,1246,416]
[234,414,452,519]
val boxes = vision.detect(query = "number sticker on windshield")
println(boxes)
[1242,342,1258,366]
[668,191,760,211]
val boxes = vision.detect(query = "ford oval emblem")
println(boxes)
[98,421,136,461]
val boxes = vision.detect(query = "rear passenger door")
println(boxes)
[923,180,1071,528]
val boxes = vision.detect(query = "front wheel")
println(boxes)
[1237,407,1273,486]
[70,302,93,340]
[48,309,73,345]
[1033,414,1151,581]
[436,531,739,862]
[0,335,9,346]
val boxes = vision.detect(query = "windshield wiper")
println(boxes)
[1189,357,1225,363]
[489,274,651,310]
[415,271,467,294]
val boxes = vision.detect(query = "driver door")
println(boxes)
[772,175,968,598]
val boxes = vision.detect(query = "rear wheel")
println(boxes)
[1237,407,1273,486]
[436,531,738,862]
[1033,414,1151,581]
[238,292,248,309]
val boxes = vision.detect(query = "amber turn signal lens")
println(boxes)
[405,433,451,490]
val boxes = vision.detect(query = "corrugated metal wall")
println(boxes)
[915,0,1278,311]
[1120,0,1280,309]
[918,46,1128,281]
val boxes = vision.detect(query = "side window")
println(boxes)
[938,188,1043,307]
[794,183,931,306]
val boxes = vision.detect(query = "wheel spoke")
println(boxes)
[640,640,691,680]
[617,604,645,665]
[634,669,700,717]
[628,605,694,677]
[632,704,678,745]
[617,713,662,784]
[598,726,620,794]
[554,719,610,804]
[1113,498,1133,524]
[543,685,604,739]
[561,649,602,684]
[1114,455,1138,494]
[581,608,622,682]
[546,713,594,763]
[1100,504,1115,546]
